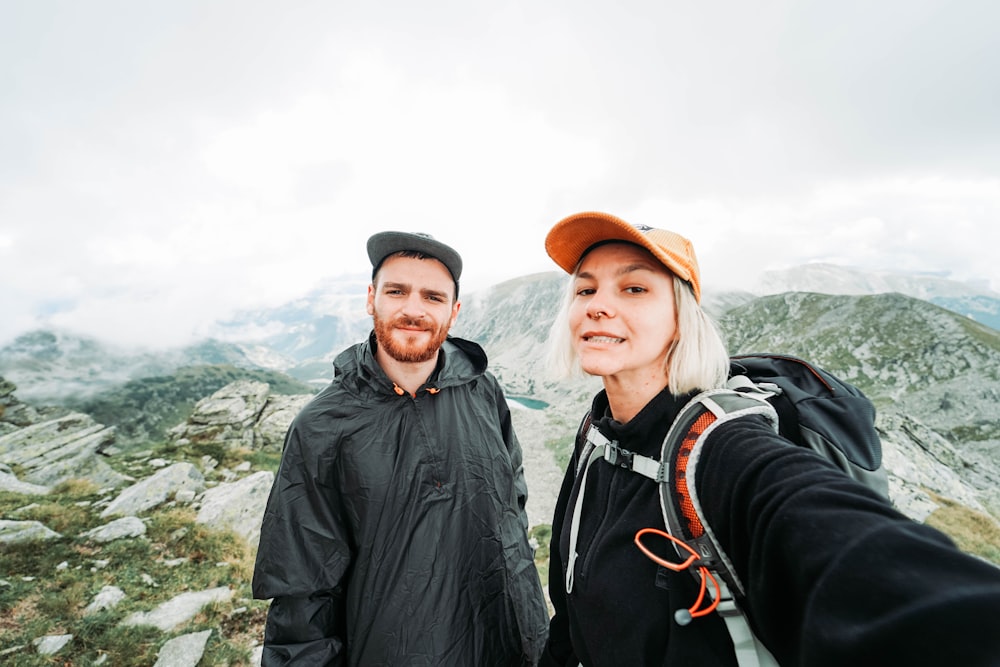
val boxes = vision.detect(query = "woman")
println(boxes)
[539,211,1000,667]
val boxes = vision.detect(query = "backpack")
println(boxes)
[565,353,888,667]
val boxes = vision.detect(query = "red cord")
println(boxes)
[634,527,721,621]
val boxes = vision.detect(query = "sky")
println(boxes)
[3,0,1000,349]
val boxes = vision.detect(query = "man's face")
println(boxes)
[367,254,460,363]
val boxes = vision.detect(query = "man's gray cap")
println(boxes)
[367,231,463,282]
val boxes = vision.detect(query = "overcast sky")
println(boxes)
[3,0,999,348]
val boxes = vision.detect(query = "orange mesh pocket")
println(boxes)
[674,411,716,539]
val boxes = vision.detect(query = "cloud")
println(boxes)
[2,0,999,348]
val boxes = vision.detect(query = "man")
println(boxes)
[252,231,549,666]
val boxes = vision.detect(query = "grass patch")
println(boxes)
[529,523,552,588]
[112,437,277,478]
[545,434,576,473]
[246,449,284,473]
[924,492,1000,565]
[14,499,97,535]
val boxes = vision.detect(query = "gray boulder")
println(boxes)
[0,519,61,544]
[167,380,310,452]
[168,380,271,450]
[79,516,147,543]
[255,394,311,451]
[122,587,233,632]
[84,585,127,615]
[153,630,213,667]
[196,470,275,548]
[100,462,205,518]
[0,465,50,495]
[33,634,73,656]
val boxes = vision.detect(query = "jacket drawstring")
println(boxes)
[392,383,441,397]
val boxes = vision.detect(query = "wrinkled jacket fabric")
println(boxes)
[253,333,549,666]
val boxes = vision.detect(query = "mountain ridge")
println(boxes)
[3,263,998,498]
[750,262,1000,329]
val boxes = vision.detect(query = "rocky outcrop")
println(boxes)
[3,449,271,661]
[33,634,73,656]
[879,410,986,520]
[196,470,274,548]
[0,463,50,495]
[255,395,311,451]
[168,380,271,450]
[1,376,41,434]
[2,582,243,665]
[100,462,205,518]
[167,380,311,452]
[0,405,129,490]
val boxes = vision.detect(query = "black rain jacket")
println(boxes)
[253,333,549,666]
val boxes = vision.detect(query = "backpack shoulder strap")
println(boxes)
[565,411,607,594]
[659,388,778,598]
[565,409,668,595]
[658,389,781,667]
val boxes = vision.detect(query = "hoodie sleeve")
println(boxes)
[697,415,1000,667]
[252,413,353,666]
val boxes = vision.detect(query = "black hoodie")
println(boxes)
[542,386,1000,667]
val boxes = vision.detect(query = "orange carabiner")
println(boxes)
[634,527,721,625]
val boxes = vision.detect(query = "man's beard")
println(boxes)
[373,312,450,363]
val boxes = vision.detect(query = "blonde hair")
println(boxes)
[545,254,730,395]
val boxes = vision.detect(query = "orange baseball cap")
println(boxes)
[545,211,702,302]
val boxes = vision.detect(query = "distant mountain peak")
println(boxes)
[753,263,998,299]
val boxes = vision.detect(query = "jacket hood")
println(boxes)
[333,331,489,396]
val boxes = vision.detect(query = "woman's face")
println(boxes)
[568,242,677,385]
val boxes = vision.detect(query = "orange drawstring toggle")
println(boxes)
[392,384,440,397]
[634,527,721,625]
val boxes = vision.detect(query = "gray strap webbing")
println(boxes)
[596,427,664,481]
[714,586,779,667]
[725,374,780,399]
[716,589,760,667]
[626,450,662,480]
[565,426,609,594]
[566,422,667,594]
